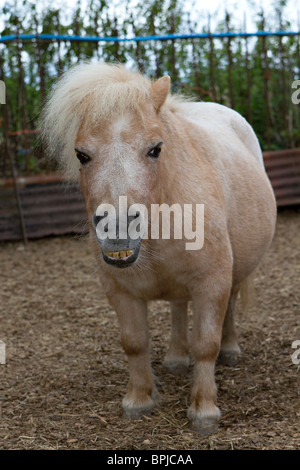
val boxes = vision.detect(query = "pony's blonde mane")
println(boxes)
[40,62,189,180]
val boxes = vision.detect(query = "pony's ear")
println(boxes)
[150,75,170,112]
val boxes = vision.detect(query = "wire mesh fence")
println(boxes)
[0,5,300,177]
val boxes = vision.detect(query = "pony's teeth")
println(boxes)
[106,249,134,259]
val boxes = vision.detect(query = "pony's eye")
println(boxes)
[147,143,162,158]
[75,150,90,165]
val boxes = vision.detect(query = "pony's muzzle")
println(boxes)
[92,213,142,268]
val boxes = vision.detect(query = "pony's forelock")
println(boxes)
[40,62,153,180]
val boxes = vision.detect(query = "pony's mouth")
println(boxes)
[102,245,140,268]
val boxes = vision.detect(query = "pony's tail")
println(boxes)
[238,271,256,312]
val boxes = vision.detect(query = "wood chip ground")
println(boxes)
[0,209,299,450]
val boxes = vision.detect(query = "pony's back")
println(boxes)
[171,101,265,168]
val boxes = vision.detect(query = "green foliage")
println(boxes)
[0,0,299,175]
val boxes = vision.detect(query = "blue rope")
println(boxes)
[0,31,299,43]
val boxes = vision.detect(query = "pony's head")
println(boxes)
[41,62,171,268]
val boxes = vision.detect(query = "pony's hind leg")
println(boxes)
[218,288,241,366]
[164,300,189,375]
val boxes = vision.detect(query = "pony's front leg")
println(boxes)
[189,278,231,435]
[107,293,155,418]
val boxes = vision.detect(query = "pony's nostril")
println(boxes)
[135,211,140,219]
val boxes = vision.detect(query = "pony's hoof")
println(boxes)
[218,350,241,367]
[188,405,220,436]
[190,416,219,436]
[122,396,155,419]
[164,357,189,376]
[124,405,153,420]
[165,362,189,376]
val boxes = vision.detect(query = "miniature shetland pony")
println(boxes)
[41,62,276,435]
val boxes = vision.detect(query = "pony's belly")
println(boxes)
[116,268,191,301]
[149,284,191,301]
